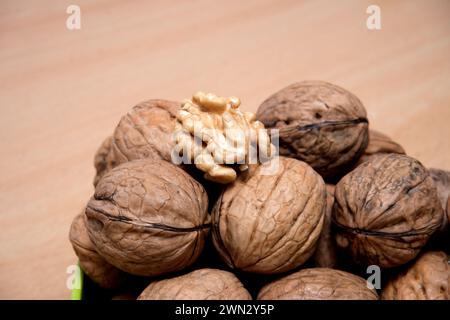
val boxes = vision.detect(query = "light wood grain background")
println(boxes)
[0,0,449,299]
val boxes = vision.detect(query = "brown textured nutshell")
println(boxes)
[333,153,444,268]
[85,159,210,277]
[257,268,379,300]
[381,251,450,300]
[212,156,326,274]
[137,269,252,300]
[95,99,179,172]
[112,99,180,164]
[69,213,128,289]
[93,136,115,186]
[313,184,338,268]
[256,81,369,178]
[429,168,450,207]
[447,196,450,226]
[356,129,405,166]
[429,168,450,226]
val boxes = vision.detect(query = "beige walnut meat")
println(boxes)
[256,81,369,178]
[257,268,378,300]
[212,156,326,274]
[382,251,450,300]
[85,159,210,277]
[138,269,251,300]
[174,92,275,184]
[333,153,443,268]
[69,213,128,289]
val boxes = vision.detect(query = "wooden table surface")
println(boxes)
[1,0,449,299]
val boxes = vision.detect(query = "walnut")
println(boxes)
[256,81,369,179]
[212,156,326,274]
[69,213,128,289]
[333,154,444,268]
[137,269,252,300]
[92,100,180,186]
[173,92,275,184]
[257,268,378,300]
[381,251,450,300]
[356,129,406,166]
[85,159,210,277]
[111,99,180,165]
[93,136,115,186]
[429,168,450,218]
[447,197,450,227]
[313,184,338,268]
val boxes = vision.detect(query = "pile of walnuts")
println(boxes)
[70,82,449,300]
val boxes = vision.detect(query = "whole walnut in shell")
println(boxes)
[69,213,128,289]
[138,269,251,300]
[256,81,369,178]
[333,154,444,268]
[381,251,450,300]
[85,159,210,277]
[212,156,326,274]
[429,168,450,217]
[257,268,378,300]
[313,184,338,268]
[356,129,405,166]
[112,99,180,164]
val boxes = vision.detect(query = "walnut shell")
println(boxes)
[313,184,338,268]
[93,136,115,186]
[257,268,378,300]
[85,159,210,277]
[212,156,326,274]
[333,154,444,268]
[69,213,128,289]
[111,293,137,300]
[111,99,180,166]
[429,168,450,217]
[428,169,450,246]
[137,269,252,300]
[256,81,369,178]
[356,129,405,166]
[381,251,450,300]
[447,197,450,227]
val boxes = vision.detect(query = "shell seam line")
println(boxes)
[331,217,437,238]
[87,205,210,232]
[283,117,369,132]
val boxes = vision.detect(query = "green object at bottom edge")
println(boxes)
[71,262,84,300]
